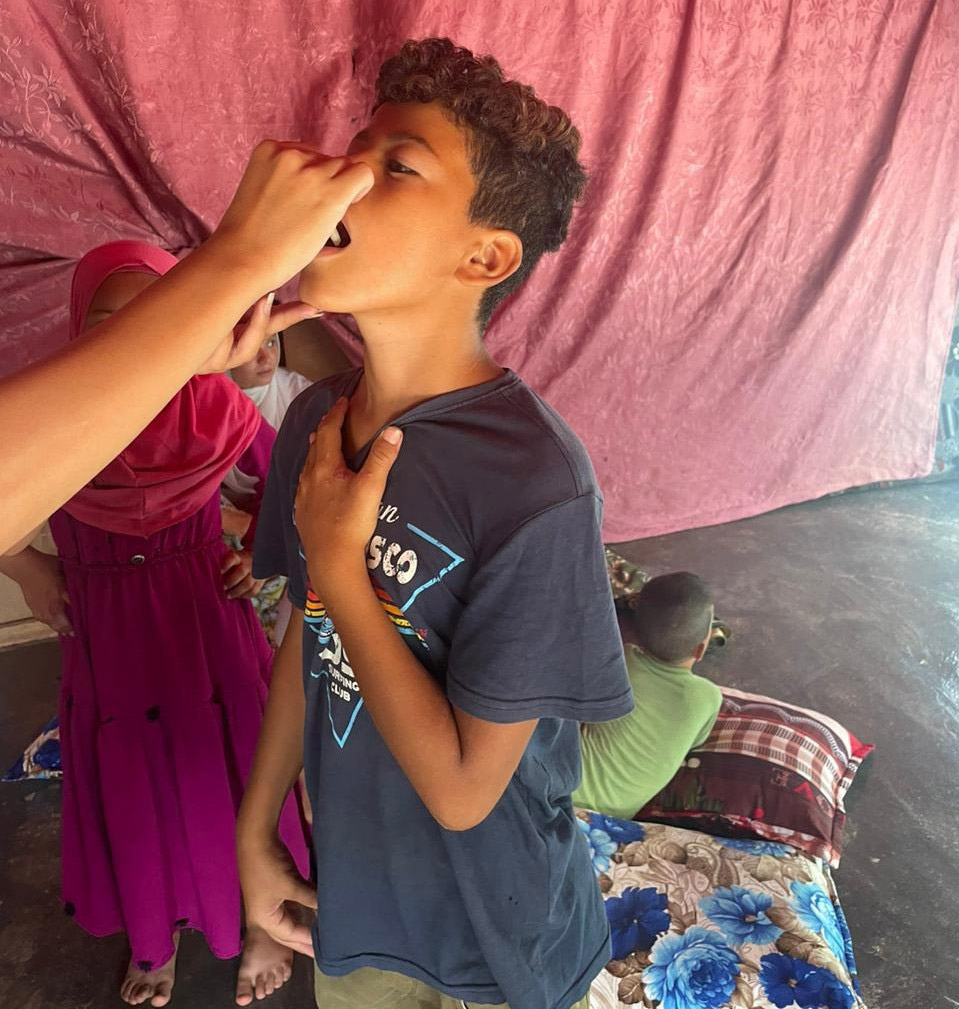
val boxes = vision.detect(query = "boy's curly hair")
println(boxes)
[375,38,588,329]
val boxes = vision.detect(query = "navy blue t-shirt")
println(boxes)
[254,368,632,1009]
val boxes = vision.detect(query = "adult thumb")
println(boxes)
[332,161,375,206]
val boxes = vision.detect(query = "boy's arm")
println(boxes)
[320,562,537,832]
[576,710,689,821]
[691,685,723,748]
[296,403,537,831]
[295,400,629,832]
[236,608,317,955]
[577,682,723,820]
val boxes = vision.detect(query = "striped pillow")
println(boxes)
[635,688,874,866]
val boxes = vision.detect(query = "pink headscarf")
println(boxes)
[62,241,263,538]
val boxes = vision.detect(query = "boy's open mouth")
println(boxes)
[324,220,352,249]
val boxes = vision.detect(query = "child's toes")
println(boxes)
[235,977,254,1007]
[132,983,153,1006]
[151,980,173,1008]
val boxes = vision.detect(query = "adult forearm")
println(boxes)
[0,240,262,552]
[238,610,307,843]
[2,141,375,553]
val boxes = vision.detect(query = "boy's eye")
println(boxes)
[387,159,417,176]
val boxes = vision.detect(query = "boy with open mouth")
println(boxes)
[240,37,632,1009]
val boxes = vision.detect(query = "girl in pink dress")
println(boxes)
[0,242,308,1007]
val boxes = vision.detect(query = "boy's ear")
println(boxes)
[456,230,523,290]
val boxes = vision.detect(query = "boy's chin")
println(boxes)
[299,257,413,316]
[297,276,364,315]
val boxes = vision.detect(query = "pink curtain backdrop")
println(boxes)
[2,2,958,541]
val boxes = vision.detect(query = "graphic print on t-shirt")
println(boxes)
[302,509,464,748]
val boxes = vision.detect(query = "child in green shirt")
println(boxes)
[574,572,722,820]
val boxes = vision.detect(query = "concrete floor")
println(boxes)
[1,481,957,1008]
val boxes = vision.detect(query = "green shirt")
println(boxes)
[572,644,722,820]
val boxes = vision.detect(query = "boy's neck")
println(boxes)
[346,303,503,452]
[629,642,698,672]
[618,621,698,672]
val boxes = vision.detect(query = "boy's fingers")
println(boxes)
[289,877,318,910]
[265,920,314,958]
[276,933,315,959]
[308,398,349,468]
[221,551,240,573]
[301,430,320,475]
[264,904,315,957]
[319,396,349,428]
[358,428,403,493]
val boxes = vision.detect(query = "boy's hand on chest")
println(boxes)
[294,396,403,599]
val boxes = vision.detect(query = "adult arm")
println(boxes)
[0,143,372,553]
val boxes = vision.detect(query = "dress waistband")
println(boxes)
[60,535,224,573]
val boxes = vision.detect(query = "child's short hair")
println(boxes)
[375,38,588,328]
[616,573,714,664]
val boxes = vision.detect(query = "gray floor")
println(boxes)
[1,482,957,1007]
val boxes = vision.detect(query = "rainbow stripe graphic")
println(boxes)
[304,581,427,648]
[304,589,334,644]
[374,584,426,644]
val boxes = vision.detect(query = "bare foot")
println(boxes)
[121,934,179,1007]
[236,926,294,1005]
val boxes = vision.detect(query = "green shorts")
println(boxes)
[314,966,590,1009]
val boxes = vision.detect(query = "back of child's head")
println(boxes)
[375,38,588,328]
[616,572,715,665]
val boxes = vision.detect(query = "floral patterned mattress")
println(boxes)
[580,811,865,1009]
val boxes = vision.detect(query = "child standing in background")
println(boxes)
[0,242,308,1008]
[229,329,313,432]
[223,330,314,644]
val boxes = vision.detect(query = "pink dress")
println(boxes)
[49,433,308,971]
